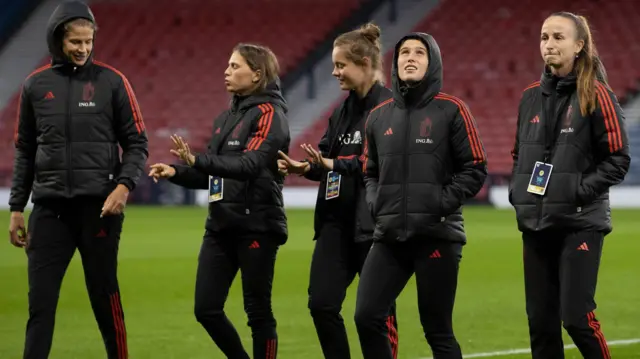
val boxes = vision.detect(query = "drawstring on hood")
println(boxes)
[392,33,443,109]
[46,0,96,68]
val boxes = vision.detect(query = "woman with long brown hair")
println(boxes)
[509,12,630,358]
[150,43,290,359]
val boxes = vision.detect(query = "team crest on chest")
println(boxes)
[560,104,574,134]
[416,117,433,144]
[79,82,96,107]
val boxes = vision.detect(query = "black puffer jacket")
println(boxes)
[9,0,148,212]
[303,82,392,242]
[169,81,291,243]
[509,68,630,234]
[362,33,488,243]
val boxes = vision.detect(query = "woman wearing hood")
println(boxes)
[8,1,148,358]
[354,33,488,359]
[150,44,290,359]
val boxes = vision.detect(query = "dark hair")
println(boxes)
[550,12,608,116]
[334,22,384,84]
[233,43,280,93]
[63,18,97,34]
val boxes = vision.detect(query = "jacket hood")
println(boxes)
[392,33,443,108]
[233,78,289,113]
[47,0,96,67]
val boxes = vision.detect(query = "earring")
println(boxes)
[575,53,579,58]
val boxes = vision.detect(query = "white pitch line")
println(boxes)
[419,338,640,359]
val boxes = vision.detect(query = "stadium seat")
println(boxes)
[287,0,640,185]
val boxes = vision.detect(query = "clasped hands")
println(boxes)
[277,144,333,176]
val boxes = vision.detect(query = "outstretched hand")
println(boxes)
[301,144,333,170]
[170,134,195,166]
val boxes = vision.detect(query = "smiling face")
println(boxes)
[397,39,429,83]
[62,21,94,66]
[540,16,584,74]
[331,45,371,91]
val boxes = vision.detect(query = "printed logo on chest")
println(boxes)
[338,130,362,145]
[79,82,96,107]
[560,105,574,134]
[416,117,433,144]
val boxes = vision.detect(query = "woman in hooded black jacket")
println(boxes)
[277,23,398,359]
[510,12,629,359]
[150,43,290,359]
[355,33,488,359]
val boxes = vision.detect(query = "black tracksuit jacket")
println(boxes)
[509,69,630,234]
[363,33,488,244]
[169,81,291,243]
[9,1,149,212]
[303,82,392,242]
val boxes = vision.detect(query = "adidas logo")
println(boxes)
[44,91,55,100]
[530,115,540,124]
[577,242,589,251]
[249,240,260,249]
[429,249,441,259]
[384,128,393,136]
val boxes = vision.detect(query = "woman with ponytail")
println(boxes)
[509,12,630,359]
[277,23,398,359]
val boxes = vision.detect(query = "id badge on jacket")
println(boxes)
[325,171,341,200]
[527,162,553,196]
[208,176,224,202]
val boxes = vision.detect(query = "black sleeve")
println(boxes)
[441,102,488,214]
[509,98,523,204]
[363,115,379,216]
[193,104,288,180]
[113,73,149,191]
[168,164,209,189]
[9,84,36,212]
[577,84,630,204]
[303,124,330,181]
[332,150,366,177]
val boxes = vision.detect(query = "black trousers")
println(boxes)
[23,199,127,359]
[355,239,463,359]
[308,223,399,359]
[523,231,611,359]
[194,232,279,359]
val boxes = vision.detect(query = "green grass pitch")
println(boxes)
[1,207,639,358]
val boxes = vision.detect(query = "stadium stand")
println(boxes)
[0,0,363,184]
[287,0,640,187]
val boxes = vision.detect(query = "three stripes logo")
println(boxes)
[384,127,393,136]
[429,249,441,259]
[249,240,260,249]
[44,91,55,100]
[530,115,540,124]
[577,242,589,251]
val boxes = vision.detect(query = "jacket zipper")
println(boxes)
[244,181,251,215]
[402,109,411,238]
[66,71,74,197]
[535,93,557,230]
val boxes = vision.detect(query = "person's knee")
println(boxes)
[354,301,380,331]
[245,299,275,329]
[308,292,341,317]
[194,301,224,323]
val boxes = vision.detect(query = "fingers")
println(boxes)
[278,150,292,162]
[10,227,27,248]
[101,198,113,218]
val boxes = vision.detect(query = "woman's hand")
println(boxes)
[170,134,196,166]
